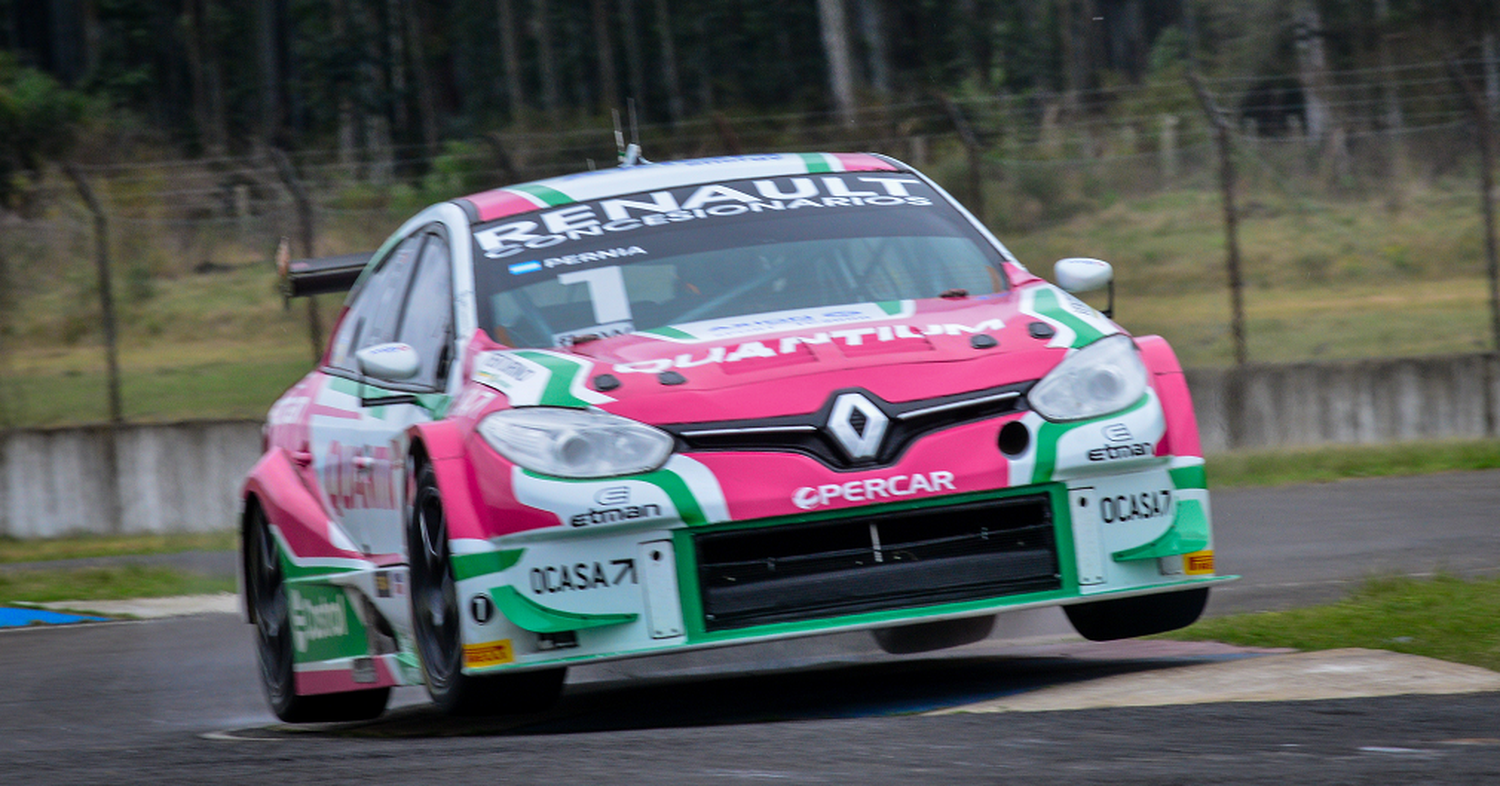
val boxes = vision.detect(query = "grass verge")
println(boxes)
[1166,574,1500,673]
[1206,438,1500,488]
[0,565,235,605]
[0,532,235,564]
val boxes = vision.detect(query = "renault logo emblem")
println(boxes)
[827,393,889,460]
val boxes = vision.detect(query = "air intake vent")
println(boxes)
[694,494,1058,631]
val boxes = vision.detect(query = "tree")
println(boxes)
[0,54,83,210]
[816,0,856,125]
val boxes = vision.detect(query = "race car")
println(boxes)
[241,151,1228,722]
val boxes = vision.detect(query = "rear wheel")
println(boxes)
[1064,588,1209,642]
[246,502,390,723]
[408,462,565,716]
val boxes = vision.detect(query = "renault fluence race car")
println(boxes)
[241,152,1227,722]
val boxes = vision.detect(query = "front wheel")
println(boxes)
[246,502,390,723]
[1064,588,1209,642]
[408,462,565,716]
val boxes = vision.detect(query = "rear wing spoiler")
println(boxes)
[275,237,373,298]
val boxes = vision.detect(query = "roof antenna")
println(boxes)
[617,98,651,168]
[613,108,627,164]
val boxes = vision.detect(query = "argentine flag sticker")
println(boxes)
[508,260,542,275]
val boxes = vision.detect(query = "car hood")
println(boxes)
[468,282,1122,424]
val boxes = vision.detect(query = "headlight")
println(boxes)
[477,407,675,478]
[1028,334,1148,422]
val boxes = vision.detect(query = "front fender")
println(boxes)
[408,421,490,541]
[1136,334,1202,459]
[242,448,366,564]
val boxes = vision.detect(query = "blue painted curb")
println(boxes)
[0,607,110,628]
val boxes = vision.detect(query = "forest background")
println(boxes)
[2,0,1500,427]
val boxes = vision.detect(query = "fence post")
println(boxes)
[940,95,986,222]
[269,149,324,365]
[1187,74,1248,368]
[63,163,124,534]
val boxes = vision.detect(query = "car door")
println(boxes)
[308,227,455,556]
[342,227,457,556]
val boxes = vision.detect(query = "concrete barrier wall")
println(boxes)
[1,421,262,538]
[1185,354,1498,453]
[1,353,1497,538]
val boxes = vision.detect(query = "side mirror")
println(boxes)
[1054,257,1114,293]
[1055,257,1116,318]
[355,342,421,383]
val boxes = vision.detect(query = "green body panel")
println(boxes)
[489,585,637,633]
[1029,287,1108,348]
[1111,498,1211,561]
[1030,394,1151,484]
[1169,463,1208,490]
[452,548,524,581]
[282,581,369,663]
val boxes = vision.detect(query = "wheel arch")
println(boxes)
[1136,334,1203,459]
[407,421,488,540]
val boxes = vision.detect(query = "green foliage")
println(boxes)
[1169,574,1500,672]
[1208,439,1500,488]
[0,565,233,604]
[0,54,85,209]
[0,532,235,564]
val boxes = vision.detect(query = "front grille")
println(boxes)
[695,494,1058,631]
[661,381,1034,471]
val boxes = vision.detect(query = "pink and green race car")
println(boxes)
[241,152,1227,722]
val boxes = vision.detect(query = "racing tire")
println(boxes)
[1063,587,1209,642]
[408,462,566,716]
[246,502,391,723]
[871,615,996,655]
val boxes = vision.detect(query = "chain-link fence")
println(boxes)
[3,58,1498,428]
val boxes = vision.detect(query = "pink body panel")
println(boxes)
[294,657,400,695]
[243,448,364,562]
[1138,334,1202,459]
[701,415,1022,522]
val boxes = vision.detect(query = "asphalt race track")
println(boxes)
[3,471,1499,784]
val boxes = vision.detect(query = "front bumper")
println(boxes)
[449,458,1224,674]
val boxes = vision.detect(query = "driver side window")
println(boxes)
[328,234,424,373]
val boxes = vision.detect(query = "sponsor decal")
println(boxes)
[289,588,349,654]
[469,594,495,624]
[474,176,931,259]
[475,352,537,386]
[564,486,667,527]
[322,439,401,513]
[614,321,1004,374]
[375,571,391,598]
[462,640,515,668]
[595,486,630,505]
[1184,550,1216,575]
[1087,442,1154,462]
[792,470,956,510]
[1099,490,1172,523]
[351,657,378,684]
[570,503,663,528]
[530,559,638,594]
[533,245,648,270]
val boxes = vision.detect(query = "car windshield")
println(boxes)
[470,172,1010,348]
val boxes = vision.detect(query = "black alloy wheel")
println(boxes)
[247,502,390,723]
[408,462,565,716]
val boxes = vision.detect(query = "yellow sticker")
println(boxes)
[463,640,515,669]
[1184,550,1215,575]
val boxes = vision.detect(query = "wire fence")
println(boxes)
[3,58,1500,428]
